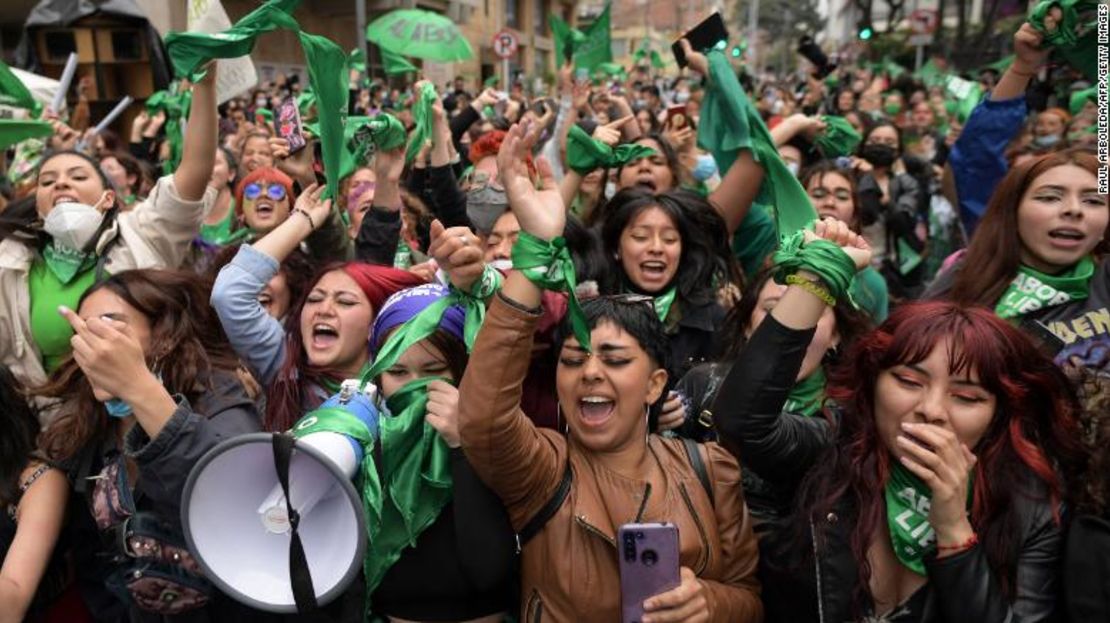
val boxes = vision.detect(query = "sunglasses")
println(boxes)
[809,187,853,201]
[244,183,287,201]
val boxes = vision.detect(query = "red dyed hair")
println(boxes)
[265,261,427,432]
[234,167,295,219]
[468,130,535,177]
[796,301,1083,610]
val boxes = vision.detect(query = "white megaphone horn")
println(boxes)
[181,381,380,612]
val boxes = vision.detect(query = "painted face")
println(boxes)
[239,136,274,175]
[747,280,838,381]
[619,206,681,294]
[77,288,153,402]
[556,320,668,453]
[259,270,292,320]
[874,340,996,461]
[617,138,675,193]
[241,181,292,233]
[1016,164,1108,273]
[378,338,454,398]
[299,269,375,377]
[807,171,856,224]
[483,211,520,263]
[36,154,113,219]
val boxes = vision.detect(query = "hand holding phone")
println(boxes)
[664,105,688,130]
[619,523,680,623]
[672,13,728,68]
[277,98,307,154]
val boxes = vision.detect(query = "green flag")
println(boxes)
[650,50,666,70]
[145,86,191,175]
[1030,0,1099,83]
[945,75,984,124]
[382,48,418,75]
[0,119,52,151]
[299,30,349,202]
[574,3,612,71]
[0,61,42,117]
[405,82,437,163]
[550,12,586,62]
[915,58,944,87]
[349,47,367,74]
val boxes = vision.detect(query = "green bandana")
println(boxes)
[165,0,348,200]
[511,232,591,351]
[884,462,936,575]
[698,50,816,239]
[783,367,825,417]
[348,47,366,75]
[565,125,657,175]
[145,87,192,176]
[814,116,861,158]
[995,257,1095,319]
[405,82,438,164]
[1030,0,1099,82]
[0,59,43,117]
[0,119,53,151]
[340,114,406,182]
[42,241,97,285]
[296,87,317,119]
[382,48,418,76]
[652,287,677,324]
[772,230,858,303]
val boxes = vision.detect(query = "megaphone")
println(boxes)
[181,382,380,612]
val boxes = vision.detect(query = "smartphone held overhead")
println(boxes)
[671,12,728,68]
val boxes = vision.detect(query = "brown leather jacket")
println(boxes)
[459,295,763,622]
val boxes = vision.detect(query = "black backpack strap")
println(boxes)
[681,437,714,507]
[517,461,572,550]
[272,433,318,614]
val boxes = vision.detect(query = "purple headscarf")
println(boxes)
[370,283,466,356]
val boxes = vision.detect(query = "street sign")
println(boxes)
[909,33,935,46]
[492,30,519,60]
[909,9,938,35]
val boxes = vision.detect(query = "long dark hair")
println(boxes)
[35,270,243,462]
[792,302,1084,611]
[950,149,1107,307]
[599,187,739,307]
[0,367,39,509]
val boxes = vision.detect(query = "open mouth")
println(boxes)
[634,177,657,192]
[310,323,339,349]
[52,194,79,206]
[578,396,615,428]
[254,201,275,218]
[1048,228,1084,243]
[639,261,668,280]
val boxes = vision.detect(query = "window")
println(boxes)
[611,38,628,58]
[533,0,547,35]
[506,0,520,28]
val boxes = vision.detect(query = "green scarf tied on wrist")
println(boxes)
[814,116,862,158]
[698,49,817,239]
[164,0,348,200]
[145,88,191,175]
[405,82,439,164]
[783,367,826,417]
[995,257,1094,319]
[1029,0,1100,83]
[291,376,454,599]
[885,461,937,575]
[771,230,858,303]
[566,125,657,175]
[512,231,592,351]
[361,267,503,390]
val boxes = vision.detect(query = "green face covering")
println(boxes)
[995,257,1094,319]
[884,461,936,575]
[784,367,826,417]
[566,125,657,175]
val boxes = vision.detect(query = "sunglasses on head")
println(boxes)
[244,183,287,201]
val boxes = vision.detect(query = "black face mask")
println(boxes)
[861,143,898,167]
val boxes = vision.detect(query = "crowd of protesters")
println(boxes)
[0,7,1107,623]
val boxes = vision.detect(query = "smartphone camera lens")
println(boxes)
[641,549,658,567]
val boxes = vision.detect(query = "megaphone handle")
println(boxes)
[271,433,320,613]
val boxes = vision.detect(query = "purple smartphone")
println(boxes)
[619,523,681,623]
[276,98,307,154]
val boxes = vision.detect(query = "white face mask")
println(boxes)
[43,200,107,252]
[673,90,691,104]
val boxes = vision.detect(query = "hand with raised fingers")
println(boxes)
[497,122,565,241]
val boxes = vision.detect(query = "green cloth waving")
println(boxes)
[995,257,1095,319]
[405,82,439,164]
[0,61,42,117]
[1030,0,1100,82]
[145,87,191,175]
[566,125,656,175]
[814,116,861,158]
[382,48,418,76]
[0,119,52,151]
[698,49,817,238]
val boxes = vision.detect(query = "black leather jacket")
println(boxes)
[711,314,1065,622]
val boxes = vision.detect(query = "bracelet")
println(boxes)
[293,208,317,230]
[785,274,836,306]
[936,533,979,552]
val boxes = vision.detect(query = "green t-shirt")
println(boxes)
[198,198,249,246]
[29,258,98,373]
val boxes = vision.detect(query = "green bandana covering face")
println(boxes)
[698,50,817,239]
[512,232,592,350]
[405,82,439,164]
[995,257,1095,319]
[1030,0,1099,82]
[165,0,348,200]
[566,125,657,175]
[884,461,936,575]
[783,367,826,417]
[814,116,861,158]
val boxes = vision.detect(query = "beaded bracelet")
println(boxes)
[936,533,979,552]
[785,273,836,307]
[293,207,317,230]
